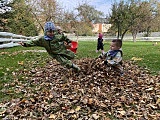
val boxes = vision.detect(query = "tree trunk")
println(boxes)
[132,31,137,42]
[117,23,120,39]
[146,26,151,37]
[121,29,128,40]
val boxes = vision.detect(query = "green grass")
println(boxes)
[121,41,160,74]
[0,41,160,102]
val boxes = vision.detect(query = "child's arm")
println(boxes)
[98,52,108,59]
[106,52,122,66]
[54,34,72,43]
[18,37,43,47]
[64,41,71,49]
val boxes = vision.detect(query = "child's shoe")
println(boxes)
[72,64,81,72]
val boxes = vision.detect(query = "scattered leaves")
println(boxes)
[131,57,142,61]
[0,58,159,119]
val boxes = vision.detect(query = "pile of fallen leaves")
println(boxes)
[0,58,160,119]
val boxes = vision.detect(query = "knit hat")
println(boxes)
[98,33,103,39]
[44,21,56,32]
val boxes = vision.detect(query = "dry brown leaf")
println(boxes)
[75,106,81,111]
[49,114,56,119]
[1,59,159,119]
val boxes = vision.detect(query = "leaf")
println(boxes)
[88,98,93,104]
[156,98,160,104]
[68,109,75,114]
[118,110,126,116]
[49,114,56,119]
[0,108,6,115]
[92,114,100,119]
[131,57,142,61]
[75,106,81,111]
[18,61,24,65]
[146,87,154,91]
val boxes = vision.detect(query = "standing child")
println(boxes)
[98,39,123,75]
[19,21,80,72]
[96,33,104,53]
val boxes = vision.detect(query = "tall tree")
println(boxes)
[130,1,153,41]
[0,0,12,31]
[7,0,38,36]
[149,0,160,32]
[57,11,78,33]
[27,0,62,32]
[109,1,130,40]
[109,0,154,41]
[76,3,104,35]
[76,3,104,23]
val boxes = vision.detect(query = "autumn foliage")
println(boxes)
[1,58,159,119]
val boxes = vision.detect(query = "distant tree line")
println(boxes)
[109,0,160,41]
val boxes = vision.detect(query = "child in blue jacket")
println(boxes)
[98,39,123,75]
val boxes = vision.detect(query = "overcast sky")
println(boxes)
[56,0,118,16]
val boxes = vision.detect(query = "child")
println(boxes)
[98,39,123,75]
[19,21,80,72]
[55,26,71,49]
[96,33,104,53]
[56,26,63,35]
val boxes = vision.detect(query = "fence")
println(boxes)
[0,32,37,49]
[1,32,160,49]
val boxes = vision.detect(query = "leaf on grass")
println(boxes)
[131,57,142,61]
[18,61,24,65]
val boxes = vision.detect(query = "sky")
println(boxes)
[56,0,118,16]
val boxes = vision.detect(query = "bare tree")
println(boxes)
[27,0,62,32]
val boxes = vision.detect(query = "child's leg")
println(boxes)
[55,55,80,72]
[96,45,100,52]
[112,64,123,75]
[101,45,104,53]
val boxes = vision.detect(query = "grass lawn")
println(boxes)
[0,41,160,102]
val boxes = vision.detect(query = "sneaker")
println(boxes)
[74,67,81,72]
[72,64,81,72]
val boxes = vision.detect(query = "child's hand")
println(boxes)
[64,41,71,49]
[98,53,104,59]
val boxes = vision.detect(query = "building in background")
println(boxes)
[92,23,111,33]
